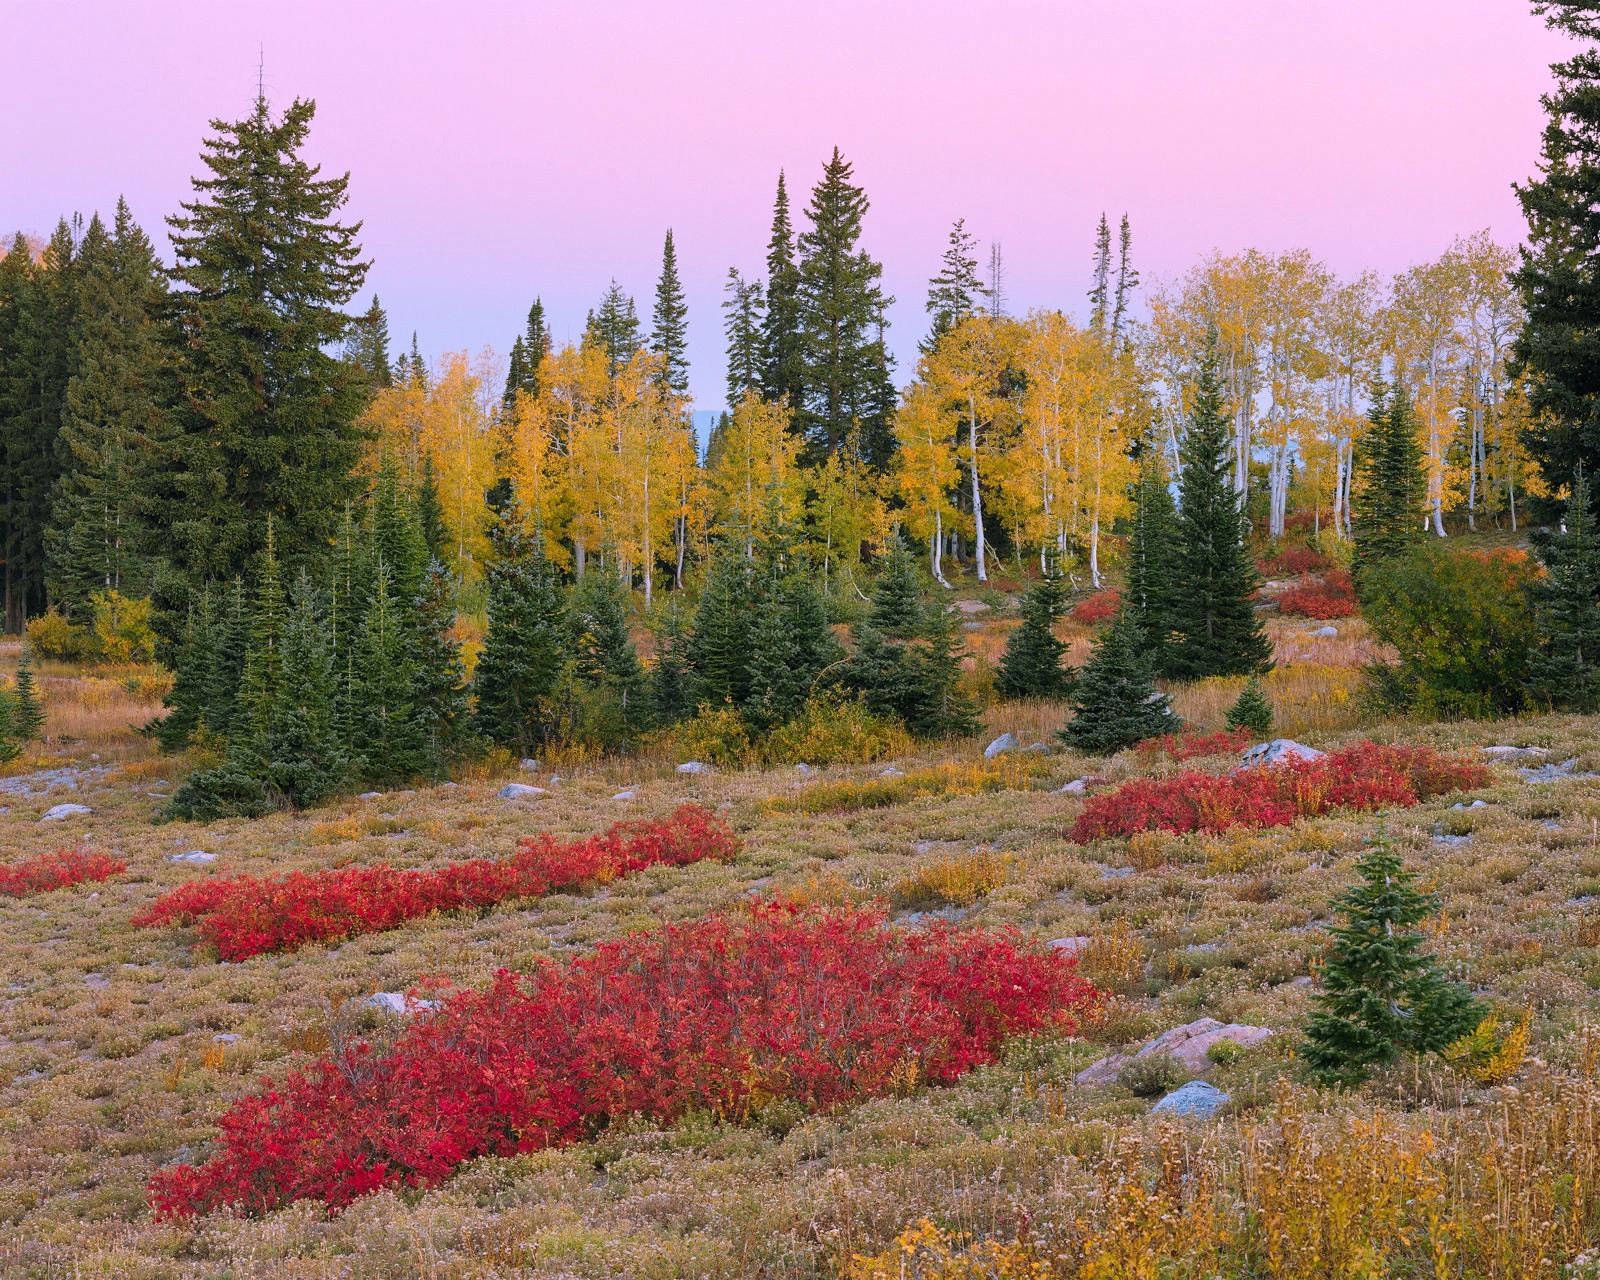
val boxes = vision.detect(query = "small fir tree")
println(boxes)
[1125,447,1179,660]
[689,551,757,709]
[908,599,979,737]
[1302,841,1481,1085]
[411,559,470,768]
[1225,675,1274,736]
[472,523,567,753]
[746,566,841,727]
[997,558,1072,699]
[650,229,690,394]
[255,573,348,808]
[154,591,216,750]
[1060,611,1180,754]
[349,560,425,785]
[1528,467,1600,711]
[647,600,695,726]
[416,455,448,565]
[1352,379,1427,593]
[1164,337,1272,679]
[13,648,45,743]
[870,533,923,638]
[568,569,649,745]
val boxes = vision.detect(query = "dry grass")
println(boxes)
[9,645,1600,1276]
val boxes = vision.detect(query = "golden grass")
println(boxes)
[764,756,1053,815]
[891,851,1014,909]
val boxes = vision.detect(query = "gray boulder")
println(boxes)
[1151,1079,1229,1119]
[984,732,1019,759]
[168,851,216,864]
[366,992,439,1016]
[498,783,548,800]
[1240,739,1325,769]
[1133,1017,1273,1073]
[1308,625,1338,638]
[40,803,91,821]
[676,761,714,776]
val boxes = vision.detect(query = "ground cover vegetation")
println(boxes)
[12,2,1600,1271]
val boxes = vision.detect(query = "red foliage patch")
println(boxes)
[0,847,125,898]
[1134,728,1254,764]
[1258,547,1329,578]
[1072,741,1490,842]
[1070,589,1122,625]
[1278,568,1358,619]
[147,903,1099,1219]
[134,805,738,961]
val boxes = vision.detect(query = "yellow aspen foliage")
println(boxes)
[500,386,573,564]
[806,444,887,597]
[892,378,963,586]
[707,391,803,553]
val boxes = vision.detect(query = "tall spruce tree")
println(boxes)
[412,558,470,767]
[1060,610,1180,754]
[586,281,641,379]
[924,218,986,353]
[47,198,173,612]
[651,229,690,394]
[416,455,448,565]
[349,559,424,783]
[1163,339,1272,679]
[472,522,567,752]
[1352,379,1426,593]
[347,295,392,391]
[1125,447,1180,662]
[1302,840,1480,1085]
[1512,2,1600,496]
[795,149,896,467]
[722,267,766,406]
[153,92,369,617]
[760,171,806,412]
[997,558,1072,699]
[499,299,548,417]
[1529,466,1600,710]
[0,233,38,630]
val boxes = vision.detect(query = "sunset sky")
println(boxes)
[2,1,1572,412]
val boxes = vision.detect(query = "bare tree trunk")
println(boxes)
[932,511,949,587]
[969,397,988,584]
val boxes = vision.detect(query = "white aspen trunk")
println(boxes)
[969,396,988,583]
[932,510,950,587]
[576,539,586,579]
[1089,514,1101,588]
[642,469,652,608]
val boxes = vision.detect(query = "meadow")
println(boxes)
[1,602,1599,1279]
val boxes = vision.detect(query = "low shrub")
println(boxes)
[134,804,737,960]
[147,902,1100,1218]
[1072,741,1489,841]
[765,757,1051,816]
[1258,547,1330,578]
[23,593,159,665]
[1118,1052,1190,1097]
[1070,589,1122,625]
[892,851,1013,909]
[1278,569,1358,619]
[0,848,125,898]
[1134,727,1253,764]
[24,608,88,661]
[671,695,910,768]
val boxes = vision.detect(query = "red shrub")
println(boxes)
[1071,589,1122,625]
[1072,741,1490,841]
[1278,568,1357,619]
[147,903,1099,1219]
[1134,728,1253,763]
[0,848,125,898]
[134,804,738,961]
[1258,547,1329,578]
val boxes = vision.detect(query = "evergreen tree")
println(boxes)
[416,455,448,565]
[908,597,979,737]
[152,92,369,610]
[0,233,39,630]
[1125,446,1179,660]
[689,549,757,708]
[651,229,690,394]
[585,281,641,379]
[759,171,806,411]
[501,298,548,416]
[746,557,842,727]
[647,599,695,725]
[1163,338,1272,679]
[1529,466,1600,710]
[1088,213,1113,334]
[1351,379,1426,592]
[396,332,429,390]
[722,267,766,406]
[924,218,986,352]
[569,569,649,743]
[794,149,896,467]
[847,623,922,729]
[154,588,217,750]
[997,559,1072,699]
[412,558,471,767]
[47,197,172,612]
[1060,611,1180,754]
[870,533,923,638]
[367,454,428,609]
[349,559,424,784]
[501,336,528,418]
[472,522,567,752]
[1110,213,1139,347]
[346,295,392,391]
[1225,675,1274,736]
[203,578,251,742]
[1512,2,1600,495]
[233,522,288,745]
[12,647,43,743]
[1302,841,1481,1085]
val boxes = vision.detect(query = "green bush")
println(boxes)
[1118,1052,1190,1097]
[1361,544,1538,718]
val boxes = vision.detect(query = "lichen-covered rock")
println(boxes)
[984,733,1018,759]
[1151,1079,1229,1118]
[40,803,91,821]
[1240,739,1325,768]
[498,783,548,800]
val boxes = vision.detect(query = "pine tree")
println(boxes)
[1125,447,1180,662]
[795,149,896,467]
[722,267,766,406]
[997,559,1072,699]
[1225,675,1274,736]
[233,522,288,744]
[924,218,986,353]
[501,299,549,415]
[689,550,757,708]
[1352,379,1426,592]
[203,578,251,742]
[152,92,368,611]
[412,558,470,767]
[501,335,528,419]
[746,557,842,727]
[1088,214,1113,334]
[47,197,172,612]
[651,229,690,394]
[1302,841,1481,1085]
[349,559,424,784]
[154,588,216,750]
[472,521,567,752]
[760,171,806,411]
[1060,611,1180,754]
[1512,2,1600,493]
[416,455,447,565]
[1110,214,1139,346]
[12,647,43,742]
[647,599,695,725]
[569,569,648,742]
[367,454,428,610]
[254,571,348,808]
[585,281,641,379]
[0,233,39,631]
[870,533,923,638]
[908,597,979,737]
[347,295,392,391]
[1163,337,1272,679]
[1529,466,1600,710]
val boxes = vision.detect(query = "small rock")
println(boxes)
[366,992,439,1016]
[498,783,548,800]
[1434,832,1474,847]
[87,892,98,901]
[167,851,217,864]
[676,761,714,776]
[1239,739,1325,769]
[1049,936,1091,956]
[1520,757,1600,782]
[84,974,110,990]
[357,791,383,800]
[611,790,636,802]
[211,1033,241,1045]
[1307,625,1338,638]
[1099,865,1135,880]
[1483,745,1550,759]
[519,758,541,772]
[794,763,816,774]
[1289,975,1316,988]
[1057,778,1088,795]
[549,776,564,785]
[880,767,905,779]
[1451,799,1490,810]
[1151,1080,1229,1119]
[954,598,991,615]
[984,732,1019,759]
[1023,742,1048,753]
[40,803,91,821]
[1075,1054,1129,1086]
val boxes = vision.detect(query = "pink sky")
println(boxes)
[1,1,1573,411]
